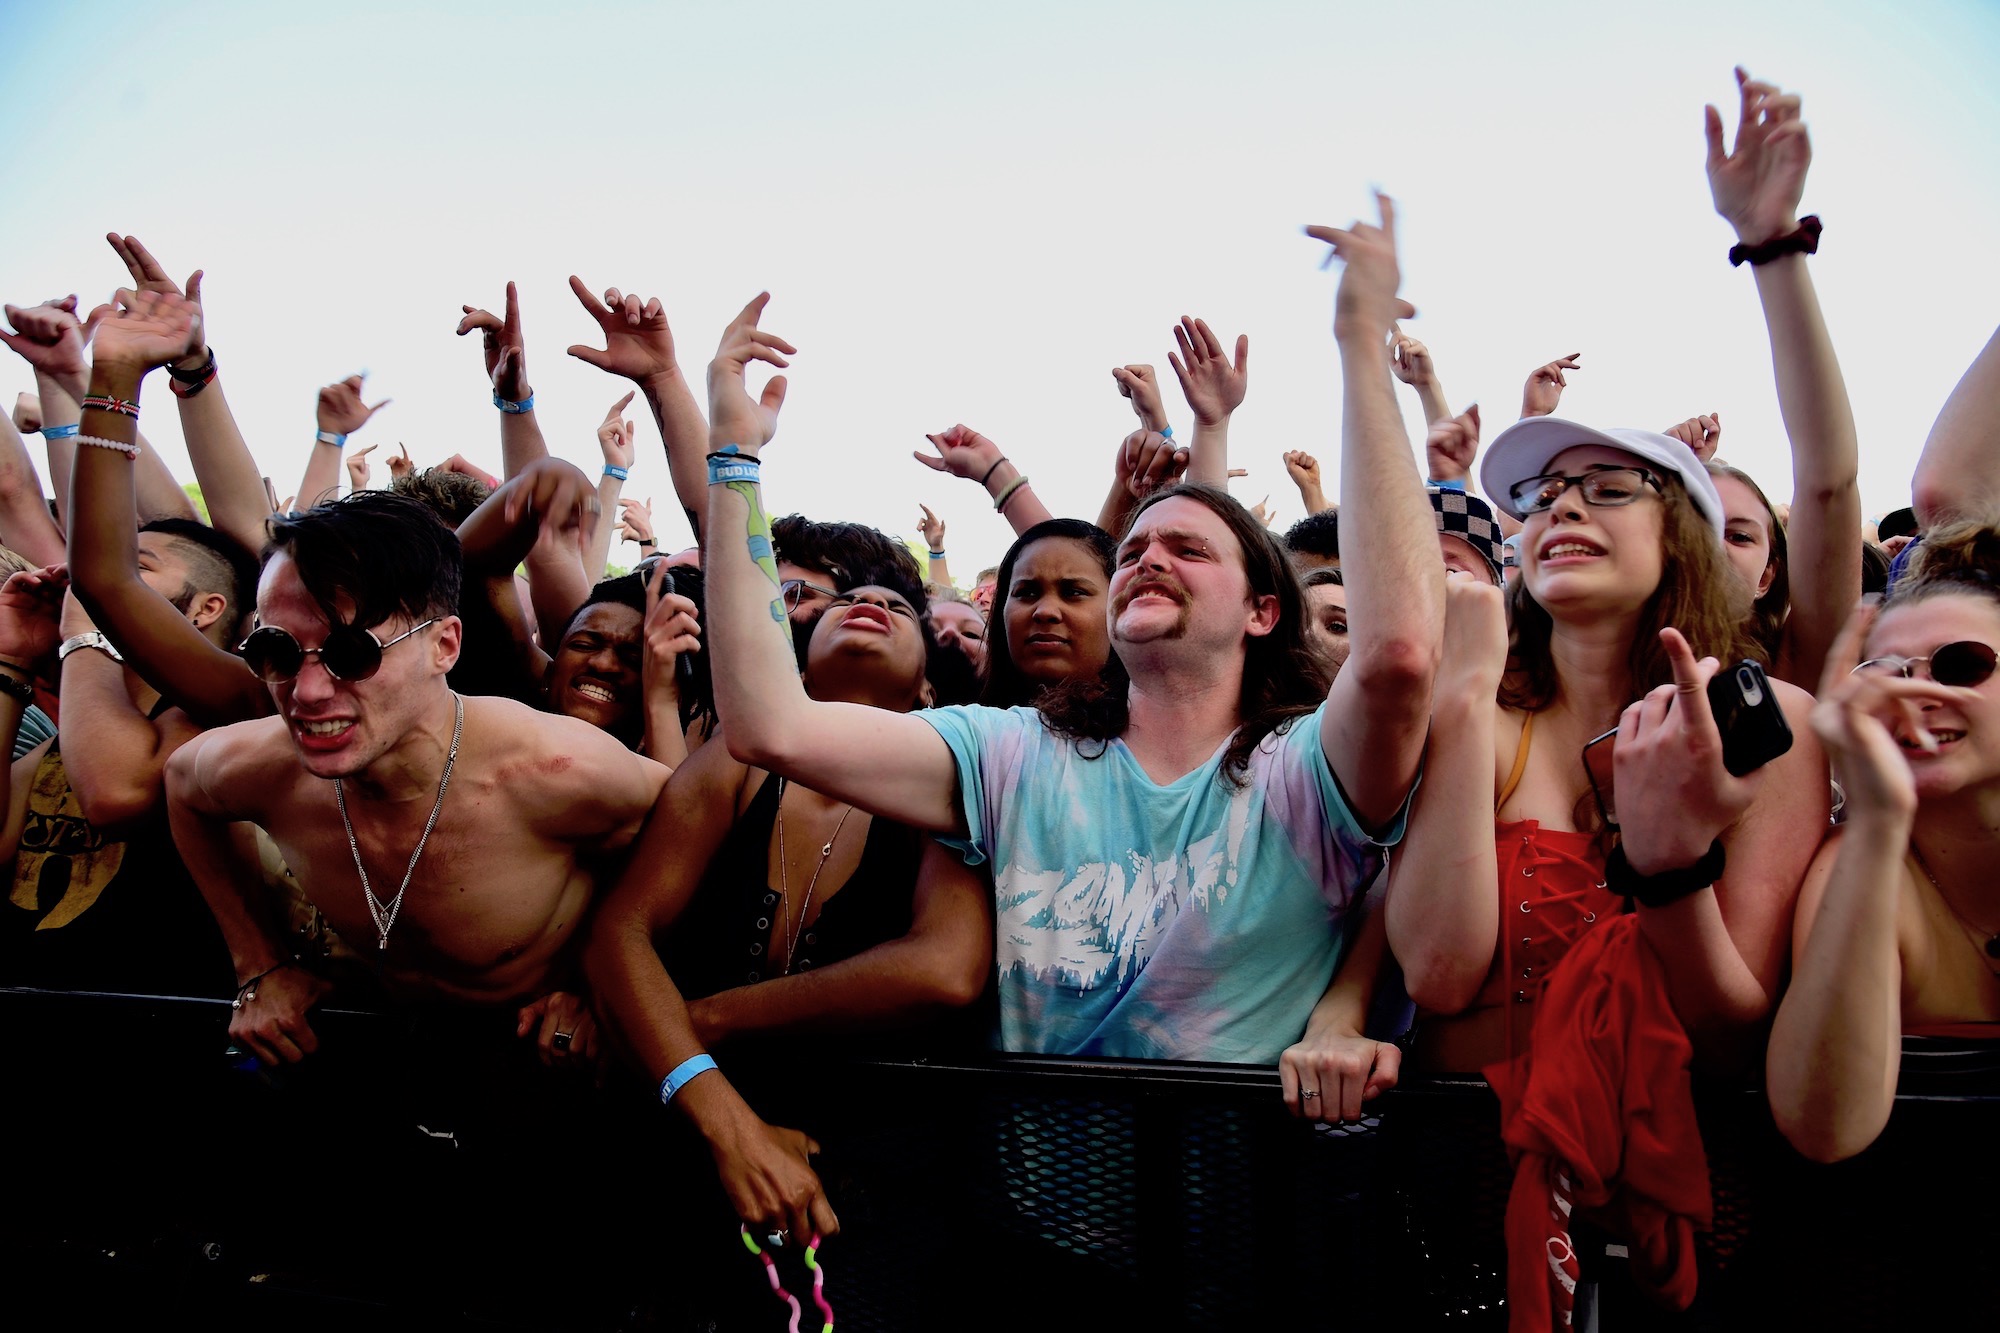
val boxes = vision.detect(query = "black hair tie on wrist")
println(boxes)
[1729,215,1821,267]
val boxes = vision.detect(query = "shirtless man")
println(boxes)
[91,288,669,1065]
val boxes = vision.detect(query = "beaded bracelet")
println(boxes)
[76,434,140,459]
[993,474,1031,513]
[603,464,629,481]
[80,394,139,418]
[41,423,79,440]
[494,392,535,414]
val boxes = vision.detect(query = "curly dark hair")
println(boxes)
[1034,484,1328,786]
[979,519,1118,710]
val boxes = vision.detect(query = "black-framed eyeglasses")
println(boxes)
[779,578,840,613]
[239,618,439,684]
[1852,640,1997,689]
[1509,467,1662,516]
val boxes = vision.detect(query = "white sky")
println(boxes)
[3,0,1996,576]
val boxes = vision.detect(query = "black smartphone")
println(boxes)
[1582,727,1619,830]
[1707,659,1793,777]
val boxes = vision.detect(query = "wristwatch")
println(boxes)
[1605,839,1726,909]
[58,632,124,665]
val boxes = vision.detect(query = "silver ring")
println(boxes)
[765,1229,790,1248]
[552,1030,573,1051]
[1301,1089,1320,1100]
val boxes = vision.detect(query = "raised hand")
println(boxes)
[106,234,204,356]
[1706,67,1810,245]
[1111,363,1169,432]
[617,496,656,547]
[501,456,602,541]
[316,374,390,437]
[1283,450,1321,493]
[1807,600,1951,822]
[456,281,530,401]
[1115,428,1189,501]
[1249,495,1276,528]
[1388,325,1434,387]
[12,393,41,435]
[643,562,702,688]
[1521,354,1580,419]
[1167,317,1250,426]
[1662,413,1722,462]
[568,276,680,384]
[1612,628,1764,875]
[386,443,415,481]
[1438,573,1509,700]
[0,564,70,671]
[1306,192,1413,339]
[88,289,204,373]
[1,296,95,398]
[706,294,793,455]
[346,443,377,492]
[598,390,637,471]
[913,423,1004,482]
[916,503,946,552]
[1426,404,1482,485]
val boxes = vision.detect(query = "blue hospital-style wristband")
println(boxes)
[315,430,348,447]
[493,392,535,414]
[1432,478,1466,492]
[1158,424,1174,440]
[41,423,80,439]
[659,1053,718,1105]
[602,464,629,481]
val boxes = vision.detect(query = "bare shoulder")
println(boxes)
[165,716,297,816]
[465,695,669,829]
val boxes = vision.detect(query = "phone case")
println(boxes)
[1706,660,1794,777]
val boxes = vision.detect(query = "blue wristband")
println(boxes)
[41,423,79,440]
[494,392,535,414]
[927,548,946,559]
[1432,478,1466,492]
[603,465,629,481]
[659,1053,718,1105]
[315,430,347,447]
[708,455,761,486]
[1159,424,1174,440]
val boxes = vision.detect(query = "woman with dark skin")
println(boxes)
[979,519,1117,709]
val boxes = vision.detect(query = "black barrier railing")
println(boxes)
[4,986,1998,1331]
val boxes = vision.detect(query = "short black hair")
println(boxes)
[140,517,261,635]
[771,514,923,597]
[1284,509,1339,560]
[265,491,462,631]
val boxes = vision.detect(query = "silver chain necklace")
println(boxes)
[775,777,854,974]
[336,692,464,950]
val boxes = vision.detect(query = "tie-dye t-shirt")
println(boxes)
[920,701,1402,1064]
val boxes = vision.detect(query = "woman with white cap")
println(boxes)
[1383,414,1830,1322]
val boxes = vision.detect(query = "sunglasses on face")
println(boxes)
[239,618,439,684]
[779,578,841,613]
[1509,467,1662,516]
[1852,639,1998,689]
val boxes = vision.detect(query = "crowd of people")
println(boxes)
[3,67,1997,1328]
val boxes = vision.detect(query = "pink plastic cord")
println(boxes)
[739,1225,834,1332]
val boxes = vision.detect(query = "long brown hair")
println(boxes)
[1707,461,1790,667]
[1889,513,2000,613]
[1035,484,1328,785]
[1500,469,1756,713]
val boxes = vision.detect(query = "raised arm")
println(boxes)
[706,295,960,830]
[1282,450,1331,516]
[1912,325,2000,528]
[1706,67,1861,689]
[912,423,1054,537]
[1096,428,1189,539]
[107,235,270,552]
[1389,324,1452,427]
[1519,353,1581,420]
[0,407,65,566]
[638,562,700,768]
[294,375,387,511]
[1166,316,1249,487]
[915,504,951,587]
[1385,576,1508,1012]
[2,295,92,525]
[454,455,604,688]
[582,735,840,1239]
[456,281,548,478]
[67,290,269,727]
[1308,195,1445,831]
[568,276,709,543]
[585,391,638,583]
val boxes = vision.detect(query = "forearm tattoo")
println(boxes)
[729,479,786,623]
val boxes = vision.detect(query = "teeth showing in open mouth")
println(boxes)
[1544,543,1600,559]
[1901,730,1964,750]
[574,682,615,703]
[299,720,351,737]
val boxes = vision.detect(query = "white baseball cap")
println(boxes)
[1479,417,1725,535]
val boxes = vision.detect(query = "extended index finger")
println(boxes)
[567,274,611,320]
[1817,599,1880,696]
